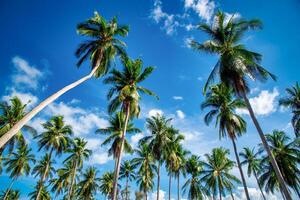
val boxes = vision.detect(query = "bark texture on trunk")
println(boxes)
[231,138,250,200]
[0,65,100,149]
[157,162,160,200]
[241,91,292,200]
[254,170,266,200]
[168,174,171,200]
[112,105,130,200]
[177,174,180,200]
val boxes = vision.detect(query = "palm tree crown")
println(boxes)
[76,166,100,200]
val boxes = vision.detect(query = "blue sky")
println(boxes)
[0,0,299,199]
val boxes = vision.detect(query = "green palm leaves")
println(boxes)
[76,167,101,200]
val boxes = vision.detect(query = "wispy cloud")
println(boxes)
[172,96,183,100]
[2,88,38,109]
[176,110,185,119]
[184,0,216,23]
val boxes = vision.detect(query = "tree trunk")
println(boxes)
[241,90,292,200]
[144,188,147,200]
[230,190,235,200]
[0,63,101,149]
[35,148,53,200]
[157,162,160,200]
[112,105,130,200]
[219,183,222,200]
[177,174,180,200]
[230,138,250,200]
[168,174,171,200]
[3,179,15,200]
[68,162,77,200]
[253,170,266,200]
[126,176,129,200]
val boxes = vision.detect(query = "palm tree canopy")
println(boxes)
[29,183,51,200]
[76,11,129,78]
[239,147,262,177]
[99,171,115,197]
[96,112,141,159]
[32,153,56,180]
[0,97,36,153]
[50,161,73,196]
[0,189,20,200]
[4,144,35,179]
[76,166,100,199]
[120,160,136,181]
[191,11,276,95]
[104,57,158,116]
[35,115,73,155]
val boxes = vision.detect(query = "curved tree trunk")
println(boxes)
[230,138,250,200]
[157,162,160,200]
[68,162,77,200]
[112,105,130,200]
[35,148,53,200]
[3,179,15,200]
[253,170,266,200]
[168,174,171,200]
[0,64,101,149]
[241,90,292,200]
[177,173,180,200]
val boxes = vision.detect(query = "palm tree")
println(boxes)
[259,130,300,197]
[191,11,291,199]
[120,160,136,200]
[76,166,100,200]
[133,143,156,200]
[201,83,250,199]
[31,153,56,200]
[3,144,35,200]
[34,115,72,200]
[240,147,266,200]
[279,82,300,137]
[64,138,92,200]
[97,112,141,168]
[0,97,36,154]
[104,56,158,200]
[0,189,20,200]
[50,161,73,197]
[141,114,172,200]
[182,155,205,200]
[201,148,240,200]
[0,11,129,149]
[29,184,51,200]
[99,171,115,199]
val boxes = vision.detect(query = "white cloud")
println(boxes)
[172,96,183,100]
[12,56,43,89]
[86,137,113,165]
[183,37,194,48]
[2,88,38,109]
[149,190,167,200]
[176,110,185,119]
[130,132,145,148]
[236,88,279,116]
[148,109,164,118]
[86,138,102,150]
[223,187,283,200]
[185,23,196,31]
[90,151,112,165]
[151,0,166,23]
[197,76,203,81]
[27,117,45,133]
[184,0,216,22]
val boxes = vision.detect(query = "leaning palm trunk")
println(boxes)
[168,174,171,200]
[112,105,131,200]
[3,178,15,200]
[230,138,250,200]
[0,64,101,149]
[157,162,160,200]
[240,91,292,200]
[253,170,266,200]
[177,173,180,200]
[68,162,77,200]
[230,190,235,200]
[126,176,129,200]
[35,149,53,200]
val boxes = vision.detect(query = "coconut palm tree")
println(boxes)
[29,184,51,200]
[34,115,72,200]
[0,189,20,200]
[133,143,156,200]
[76,166,100,200]
[141,114,172,200]
[99,171,115,199]
[182,155,205,200]
[0,11,129,150]
[191,11,291,199]
[0,97,36,154]
[104,56,158,200]
[97,112,141,167]
[120,160,136,200]
[201,83,250,199]
[64,138,92,200]
[259,130,300,197]
[50,161,73,197]
[279,82,300,137]
[31,153,56,200]
[201,148,240,200]
[3,144,35,200]
[240,147,266,200]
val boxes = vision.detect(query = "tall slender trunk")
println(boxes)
[144,188,147,200]
[168,174,171,200]
[0,61,102,149]
[230,138,250,200]
[126,176,129,200]
[219,183,222,200]
[230,190,235,200]
[177,173,180,200]
[253,170,266,200]
[241,90,292,200]
[3,179,15,200]
[68,162,77,200]
[112,105,130,200]
[157,162,160,200]
[35,148,53,200]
